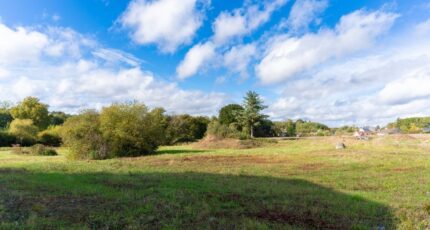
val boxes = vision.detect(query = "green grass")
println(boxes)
[1,136,430,229]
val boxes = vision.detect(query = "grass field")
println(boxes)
[1,136,430,229]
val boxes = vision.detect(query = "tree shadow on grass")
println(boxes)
[0,169,395,229]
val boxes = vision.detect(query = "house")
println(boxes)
[423,126,430,133]
[354,127,372,140]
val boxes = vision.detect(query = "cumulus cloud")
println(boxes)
[176,42,216,79]
[266,39,430,126]
[378,68,430,105]
[285,0,328,32]
[213,0,287,45]
[256,9,399,84]
[0,22,226,115]
[177,0,286,79]
[119,0,207,53]
[0,24,48,64]
[223,44,256,78]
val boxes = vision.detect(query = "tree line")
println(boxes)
[3,92,427,159]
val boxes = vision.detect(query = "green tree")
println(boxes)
[49,111,70,126]
[9,119,38,146]
[60,110,106,159]
[237,91,267,138]
[10,97,50,130]
[165,115,210,144]
[218,104,244,126]
[0,109,12,129]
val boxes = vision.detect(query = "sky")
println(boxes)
[0,0,429,127]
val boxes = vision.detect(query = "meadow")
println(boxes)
[0,135,429,229]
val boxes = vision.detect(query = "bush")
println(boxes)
[99,103,164,157]
[206,120,245,139]
[11,144,58,156]
[30,144,58,156]
[38,126,62,146]
[0,131,15,147]
[8,119,38,146]
[61,110,107,160]
[61,103,166,160]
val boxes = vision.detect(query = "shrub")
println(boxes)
[164,115,210,144]
[0,131,15,147]
[206,120,245,139]
[38,126,62,146]
[11,144,58,156]
[29,144,58,156]
[8,119,38,146]
[61,110,108,160]
[100,103,165,157]
[61,103,166,160]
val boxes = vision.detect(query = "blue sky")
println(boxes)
[0,0,429,126]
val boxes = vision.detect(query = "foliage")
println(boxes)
[8,119,38,146]
[0,131,15,147]
[218,104,243,126]
[99,102,165,157]
[0,109,13,129]
[10,97,50,130]
[61,103,167,160]
[273,120,296,137]
[236,91,267,138]
[38,126,62,147]
[165,115,210,144]
[333,126,357,135]
[30,144,58,156]
[295,120,330,136]
[49,111,70,126]
[253,119,275,137]
[387,117,430,133]
[10,144,58,156]
[60,110,106,159]
[206,120,245,139]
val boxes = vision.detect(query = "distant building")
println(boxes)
[354,127,372,139]
[423,126,430,133]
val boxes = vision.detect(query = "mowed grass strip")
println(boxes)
[0,136,429,229]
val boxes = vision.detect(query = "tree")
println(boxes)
[49,111,70,126]
[219,104,244,126]
[165,115,210,144]
[99,102,165,157]
[10,97,50,130]
[237,91,267,138]
[60,110,106,159]
[0,109,12,129]
[9,119,38,146]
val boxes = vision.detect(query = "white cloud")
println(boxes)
[176,42,215,79]
[120,0,206,53]
[0,24,48,64]
[256,9,398,84]
[0,22,226,116]
[213,0,287,45]
[285,0,328,32]
[415,18,430,35]
[266,39,430,126]
[223,44,256,78]
[378,68,430,105]
[177,0,287,79]
[92,48,142,66]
